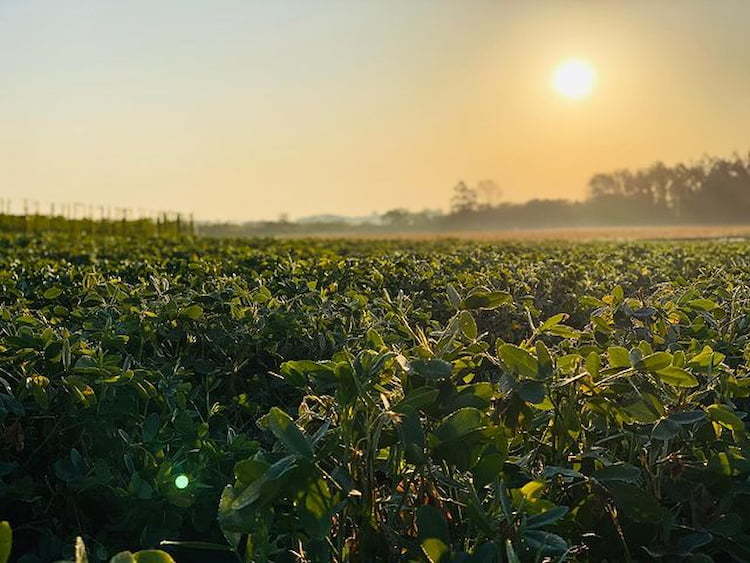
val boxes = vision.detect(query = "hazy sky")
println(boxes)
[2,1,750,220]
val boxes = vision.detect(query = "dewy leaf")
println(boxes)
[498,344,538,378]
[262,407,314,459]
[0,521,11,563]
[655,366,698,388]
[417,505,451,563]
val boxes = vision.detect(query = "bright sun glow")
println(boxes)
[552,59,596,100]
[175,474,189,489]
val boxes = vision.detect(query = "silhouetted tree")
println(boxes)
[450,181,478,213]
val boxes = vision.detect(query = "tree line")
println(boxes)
[380,152,750,231]
[179,151,750,237]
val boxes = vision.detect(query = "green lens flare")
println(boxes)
[175,474,189,489]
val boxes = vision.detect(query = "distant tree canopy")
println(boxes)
[587,155,750,222]
[198,152,750,236]
[439,153,750,229]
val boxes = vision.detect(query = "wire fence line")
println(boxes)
[0,197,195,236]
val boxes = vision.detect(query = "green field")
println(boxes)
[2,233,750,562]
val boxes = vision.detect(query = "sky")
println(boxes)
[2,0,750,221]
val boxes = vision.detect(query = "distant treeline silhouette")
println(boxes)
[440,153,750,230]
[202,152,750,236]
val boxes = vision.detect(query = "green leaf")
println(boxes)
[545,324,581,339]
[706,404,746,436]
[43,287,62,300]
[539,313,568,332]
[461,290,512,310]
[233,458,269,487]
[526,506,569,529]
[431,408,489,469]
[652,418,681,440]
[417,505,451,563]
[636,351,672,372]
[295,477,335,539]
[523,530,568,556]
[0,521,11,563]
[607,482,666,523]
[686,298,719,312]
[393,387,439,413]
[655,366,698,388]
[261,407,313,459]
[446,284,462,309]
[498,344,538,378]
[467,542,500,563]
[688,346,725,371]
[231,455,299,510]
[398,411,426,464]
[472,453,506,488]
[517,380,545,404]
[458,311,478,340]
[592,462,641,484]
[142,412,159,442]
[279,360,333,387]
[450,383,495,410]
[668,410,706,425]
[585,351,600,379]
[132,551,177,563]
[620,393,665,424]
[535,341,553,379]
[179,304,204,320]
[505,540,521,563]
[677,532,713,554]
[607,346,630,369]
[109,553,136,563]
[410,359,453,381]
[434,408,485,443]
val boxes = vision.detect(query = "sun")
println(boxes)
[552,59,596,100]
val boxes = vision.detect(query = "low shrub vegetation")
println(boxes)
[2,234,750,561]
